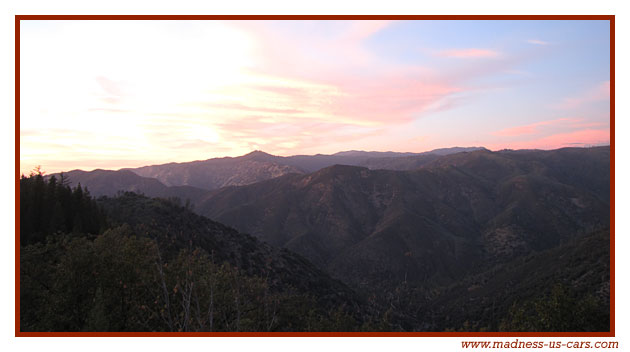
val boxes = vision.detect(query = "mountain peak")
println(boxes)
[243,150,272,156]
[240,150,276,160]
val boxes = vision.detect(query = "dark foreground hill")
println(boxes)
[98,193,361,309]
[20,175,373,332]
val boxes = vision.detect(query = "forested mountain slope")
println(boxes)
[20,175,372,332]
[197,147,610,291]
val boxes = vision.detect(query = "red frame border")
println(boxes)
[14,15,616,338]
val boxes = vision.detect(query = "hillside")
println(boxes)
[98,193,361,307]
[423,228,610,331]
[197,147,610,292]
[20,177,371,332]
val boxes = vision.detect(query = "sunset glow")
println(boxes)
[19,20,611,174]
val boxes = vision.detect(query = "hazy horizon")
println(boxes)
[22,143,612,175]
[20,20,610,175]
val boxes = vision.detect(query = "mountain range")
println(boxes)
[50,146,484,197]
[40,145,610,331]
[197,147,610,290]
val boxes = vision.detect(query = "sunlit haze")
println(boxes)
[20,20,610,174]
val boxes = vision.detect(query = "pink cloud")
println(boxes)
[245,71,461,126]
[329,78,461,123]
[212,21,475,129]
[241,20,394,79]
[573,122,609,129]
[212,115,385,156]
[492,118,580,137]
[437,48,501,59]
[554,81,610,110]
[527,39,549,45]
[489,128,609,150]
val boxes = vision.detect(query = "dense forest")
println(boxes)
[20,172,378,332]
[20,171,106,245]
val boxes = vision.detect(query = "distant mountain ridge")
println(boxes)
[127,146,485,190]
[128,151,302,190]
[50,147,486,195]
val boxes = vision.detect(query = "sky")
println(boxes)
[19,20,611,174]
